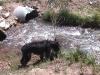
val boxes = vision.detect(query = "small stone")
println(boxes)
[0,20,11,30]
[0,17,4,21]
[2,12,10,19]
[89,1,93,5]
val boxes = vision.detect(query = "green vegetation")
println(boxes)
[57,9,83,26]
[91,13,100,26]
[16,0,28,3]
[42,9,100,28]
[0,0,5,6]
[59,49,96,66]
[42,10,54,22]
[42,9,82,26]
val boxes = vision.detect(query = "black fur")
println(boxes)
[0,30,6,41]
[20,40,60,67]
[25,9,39,22]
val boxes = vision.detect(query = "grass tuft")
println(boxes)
[42,10,55,22]
[42,9,100,28]
[60,49,96,66]
[57,9,83,26]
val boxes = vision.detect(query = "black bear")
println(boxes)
[20,39,60,67]
[25,9,39,22]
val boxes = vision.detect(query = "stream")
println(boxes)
[1,19,100,64]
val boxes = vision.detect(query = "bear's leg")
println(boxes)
[20,52,31,67]
[40,53,44,61]
[50,51,54,61]
[45,49,52,60]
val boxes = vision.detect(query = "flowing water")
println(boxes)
[1,19,100,64]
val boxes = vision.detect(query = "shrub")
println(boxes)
[0,0,4,6]
[61,49,96,66]
[91,13,100,27]
[42,10,55,22]
[82,13,100,28]
[42,9,100,28]
[42,9,83,26]
[57,10,83,26]
[16,0,27,3]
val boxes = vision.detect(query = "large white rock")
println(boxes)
[13,6,34,22]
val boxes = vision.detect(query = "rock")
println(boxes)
[0,17,4,21]
[0,15,17,30]
[2,12,10,19]
[6,16,17,26]
[0,20,10,30]
[89,0,98,5]
[89,1,93,4]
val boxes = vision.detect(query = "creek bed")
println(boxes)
[1,19,100,64]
